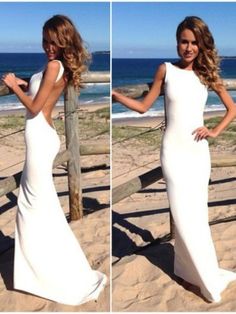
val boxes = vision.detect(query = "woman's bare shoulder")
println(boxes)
[43,60,62,81]
[154,63,166,81]
[46,60,61,71]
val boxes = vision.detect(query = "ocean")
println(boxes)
[0,52,110,111]
[112,58,236,119]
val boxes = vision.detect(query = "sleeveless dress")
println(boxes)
[160,62,236,302]
[14,60,107,305]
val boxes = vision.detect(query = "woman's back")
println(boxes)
[27,60,65,127]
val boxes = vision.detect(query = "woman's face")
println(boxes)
[177,28,199,65]
[42,31,62,61]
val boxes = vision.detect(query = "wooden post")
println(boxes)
[112,166,163,204]
[80,143,110,155]
[64,85,83,220]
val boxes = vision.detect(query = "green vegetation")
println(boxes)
[0,115,25,129]
[112,125,162,148]
[53,119,65,135]
[205,116,236,146]
[78,107,109,140]
[94,106,110,120]
[112,116,236,149]
[1,112,235,148]
[0,106,110,141]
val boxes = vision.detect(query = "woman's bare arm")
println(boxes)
[193,84,236,141]
[112,63,166,114]
[2,60,60,115]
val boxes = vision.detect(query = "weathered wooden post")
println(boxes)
[64,85,83,220]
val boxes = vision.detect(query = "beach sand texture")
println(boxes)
[0,106,110,311]
[112,116,236,312]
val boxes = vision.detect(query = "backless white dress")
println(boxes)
[14,60,107,305]
[160,62,236,302]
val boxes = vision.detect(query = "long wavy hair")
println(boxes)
[176,16,222,90]
[43,15,90,89]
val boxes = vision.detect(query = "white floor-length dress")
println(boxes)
[14,60,107,305]
[160,62,236,302]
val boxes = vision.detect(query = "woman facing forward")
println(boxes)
[112,16,236,302]
[2,15,107,305]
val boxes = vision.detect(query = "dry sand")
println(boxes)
[0,104,110,312]
[112,113,236,312]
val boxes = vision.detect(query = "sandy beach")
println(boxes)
[112,112,236,311]
[0,103,110,311]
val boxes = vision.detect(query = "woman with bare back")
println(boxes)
[2,14,107,305]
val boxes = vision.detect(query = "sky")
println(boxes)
[112,2,236,58]
[0,2,110,53]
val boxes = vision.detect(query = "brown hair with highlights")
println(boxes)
[176,16,222,90]
[43,14,90,89]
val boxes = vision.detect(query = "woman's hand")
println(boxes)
[1,73,18,90]
[192,126,219,141]
[112,90,118,98]
[15,77,28,87]
[112,90,117,100]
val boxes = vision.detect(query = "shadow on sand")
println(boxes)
[112,203,234,302]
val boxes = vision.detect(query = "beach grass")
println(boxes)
[94,106,110,120]
[0,114,25,130]
[78,107,109,139]
[112,125,162,147]
[112,116,236,149]
[51,107,110,138]
[205,116,236,146]
[1,112,235,147]
[0,107,110,141]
